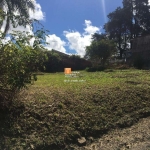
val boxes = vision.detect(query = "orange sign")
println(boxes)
[64,68,71,74]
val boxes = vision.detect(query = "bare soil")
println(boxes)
[77,117,150,150]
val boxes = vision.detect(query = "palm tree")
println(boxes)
[0,0,35,36]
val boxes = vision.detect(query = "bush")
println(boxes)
[0,30,48,91]
[97,66,105,71]
[85,67,97,72]
[133,56,145,69]
[85,66,105,72]
[116,64,130,70]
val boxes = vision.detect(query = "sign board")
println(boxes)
[64,68,71,74]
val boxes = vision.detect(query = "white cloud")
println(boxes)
[1,0,45,34]
[45,34,66,53]
[29,1,45,20]
[0,1,45,45]
[84,20,100,34]
[64,20,101,57]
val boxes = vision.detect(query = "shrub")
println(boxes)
[0,30,48,109]
[85,67,96,72]
[85,66,105,72]
[97,66,105,71]
[116,64,130,70]
[133,56,145,69]
[0,31,47,91]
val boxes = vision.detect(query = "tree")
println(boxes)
[92,33,107,41]
[42,51,63,72]
[104,7,131,59]
[104,0,150,59]
[122,0,145,38]
[123,0,150,37]
[0,0,35,35]
[85,39,116,66]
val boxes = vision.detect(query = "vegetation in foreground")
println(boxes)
[0,69,150,149]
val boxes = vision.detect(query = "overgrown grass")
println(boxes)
[0,69,150,149]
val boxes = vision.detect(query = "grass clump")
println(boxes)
[0,69,150,149]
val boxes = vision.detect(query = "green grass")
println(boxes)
[1,69,150,149]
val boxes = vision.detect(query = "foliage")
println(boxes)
[85,66,105,72]
[41,52,92,72]
[104,7,131,58]
[104,0,150,59]
[123,0,150,37]
[0,0,49,94]
[92,33,107,41]
[85,39,116,66]
[41,51,62,72]
[113,64,130,70]
[68,54,92,70]
[0,0,49,111]
[0,30,48,92]
[133,56,145,69]
[0,0,35,35]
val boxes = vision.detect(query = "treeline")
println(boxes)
[40,50,92,72]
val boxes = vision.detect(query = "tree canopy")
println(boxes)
[104,0,150,58]
[0,0,35,35]
[85,39,116,66]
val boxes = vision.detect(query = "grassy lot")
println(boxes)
[0,69,150,149]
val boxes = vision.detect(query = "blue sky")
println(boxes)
[35,0,123,56]
[37,0,122,34]
[3,0,123,56]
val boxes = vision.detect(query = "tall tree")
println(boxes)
[123,0,150,38]
[0,0,35,35]
[92,33,107,41]
[104,7,131,58]
[104,0,150,58]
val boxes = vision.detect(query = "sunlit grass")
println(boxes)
[34,69,149,89]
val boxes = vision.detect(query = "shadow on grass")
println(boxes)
[0,95,25,149]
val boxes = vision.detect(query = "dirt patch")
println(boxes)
[76,117,150,150]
